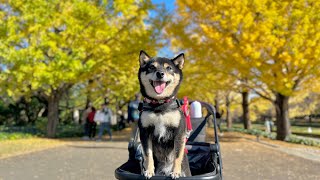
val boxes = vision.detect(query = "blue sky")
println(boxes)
[151,0,176,57]
[152,0,175,12]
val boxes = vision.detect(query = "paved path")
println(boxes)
[0,140,128,180]
[219,133,320,180]
[0,132,319,180]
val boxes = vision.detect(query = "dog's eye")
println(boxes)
[149,65,156,70]
[166,66,172,71]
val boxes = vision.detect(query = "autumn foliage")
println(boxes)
[0,0,320,141]
[168,0,320,140]
[0,0,163,137]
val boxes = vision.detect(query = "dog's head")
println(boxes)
[138,50,184,100]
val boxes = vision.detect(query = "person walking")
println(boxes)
[87,107,97,139]
[117,110,126,131]
[215,107,224,136]
[264,118,271,133]
[127,93,141,138]
[95,103,113,141]
[81,103,92,140]
[127,93,141,124]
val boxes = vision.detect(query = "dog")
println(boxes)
[137,50,191,179]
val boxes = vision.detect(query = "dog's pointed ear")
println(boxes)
[172,53,185,69]
[139,50,151,66]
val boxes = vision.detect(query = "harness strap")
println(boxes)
[143,97,174,104]
[139,99,181,113]
[188,116,208,142]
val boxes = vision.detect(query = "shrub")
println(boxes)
[223,127,320,147]
[55,123,83,138]
[35,117,48,134]
[285,135,320,147]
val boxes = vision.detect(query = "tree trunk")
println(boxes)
[275,93,291,140]
[85,79,94,107]
[212,95,220,128]
[214,95,220,113]
[242,91,251,129]
[226,94,232,129]
[46,94,60,138]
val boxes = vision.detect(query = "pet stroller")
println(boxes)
[115,100,223,180]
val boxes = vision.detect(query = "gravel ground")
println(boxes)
[0,132,319,180]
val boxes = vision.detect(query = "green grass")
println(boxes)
[0,132,34,140]
[230,123,320,136]
[0,123,84,140]
[291,126,320,135]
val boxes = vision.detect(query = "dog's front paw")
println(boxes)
[170,171,182,179]
[144,169,155,179]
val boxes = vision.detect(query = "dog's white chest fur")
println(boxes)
[141,110,181,138]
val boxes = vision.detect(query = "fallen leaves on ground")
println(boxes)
[0,138,66,159]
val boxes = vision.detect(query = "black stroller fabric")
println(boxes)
[127,140,143,174]
[125,140,218,176]
[124,114,219,176]
[186,141,218,176]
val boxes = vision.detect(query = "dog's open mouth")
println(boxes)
[150,80,170,94]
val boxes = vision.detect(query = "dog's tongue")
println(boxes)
[153,81,166,94]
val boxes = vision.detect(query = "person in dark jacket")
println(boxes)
[127,93,141,124]
[87,107,97,139]
[81,103,92,140]
[215,107,224,135]
[127,93,141,138]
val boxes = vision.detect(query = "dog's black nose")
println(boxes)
[156,71,165,79]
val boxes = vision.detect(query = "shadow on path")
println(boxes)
[59,138,131,143]
[68,144,127,150]
[218,134,242,143]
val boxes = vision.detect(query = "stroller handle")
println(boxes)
[189,100,223,179]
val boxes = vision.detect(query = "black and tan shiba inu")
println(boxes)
[138,50,191,179]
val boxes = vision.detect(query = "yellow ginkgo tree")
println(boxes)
[0,0,162,137]
[168,0,320,140]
